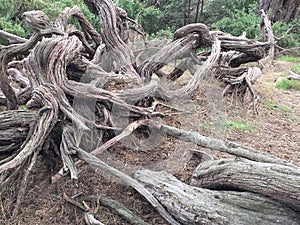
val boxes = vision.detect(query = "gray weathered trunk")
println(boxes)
[134,169,300,225]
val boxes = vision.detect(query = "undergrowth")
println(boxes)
[276,79,300,91]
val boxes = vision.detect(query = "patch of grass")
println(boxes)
[18,105,27,110]
[263,98,290,111]
[262,98,277,111]
[226,120,253,131]
[275,56,300,63]
[262,98,299,122]
[276,78,300,91]
[292,63,300,74]
[278,105,292,112]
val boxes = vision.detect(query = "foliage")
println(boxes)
[141,6,161,34]
[118,0,142,19]
[154,0,185,31]
[211,3,260,39]
[272,17,300,49]
[202,0,257,25]
[117,0,161,34]
[0,0,299,50]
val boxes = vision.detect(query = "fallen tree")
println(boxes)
[0,1,299,224]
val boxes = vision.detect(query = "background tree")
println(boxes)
[258,0,300,22]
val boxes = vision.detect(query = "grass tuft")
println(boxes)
[292,64,300,74]
[226,120,253,131]
[275,56,300,63]
[276,79,300,91]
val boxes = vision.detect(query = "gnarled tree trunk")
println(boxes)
[0,2,299,224]
[259,0,300,22]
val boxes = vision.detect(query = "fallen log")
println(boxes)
[134,169,300,225]
[190,158,300,212]
[287,70,300,80]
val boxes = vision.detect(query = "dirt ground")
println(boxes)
[1,60,299,225]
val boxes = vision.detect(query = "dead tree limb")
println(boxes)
[191,158,300,212]
[134,169,300,225]
[0,30,27,44]
[84,195,150,225]
[150,121,293,166]
[260,9,275,65]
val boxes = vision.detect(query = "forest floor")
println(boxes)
[1,58,300,225]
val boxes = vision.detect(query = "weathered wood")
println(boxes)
[0,85,59,174]
[83,0,140,80]
[138,34,199,80]
[54,6,102,45]
[260,9,275,64]
[172,23,212,46]
[64,125,181,225]
[287,70,300,80]
[149,121,293,166]
[0,28,64,109]
[259,0,300,22]
[85,212,106,225]
[0,110,38,155]
[134,169,300,225]
[0,5,289,223]
[0,30,27,44]
[84,195,150,225]
[191,158,300,212]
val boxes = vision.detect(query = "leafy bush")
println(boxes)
[141,6,161,34]
[149,27,173,40]
[118,0,162,34]
[202,0,257,25]
[211,3,260,39]
[272,17,300,49]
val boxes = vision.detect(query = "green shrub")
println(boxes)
[272,17,300,49]
[211,4,260,39]
[141,6,161,34]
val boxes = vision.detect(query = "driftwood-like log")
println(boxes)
[0,110,38,156]
[84,195,150,225]
[287,70,300,80]
[191,158,300,212]
[134,169,300,225]
[0,30,27,44]
[149,121,293,166]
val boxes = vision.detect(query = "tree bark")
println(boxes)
[191,158,300,212]
[258,0,300,22]
[134,169,300,225]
